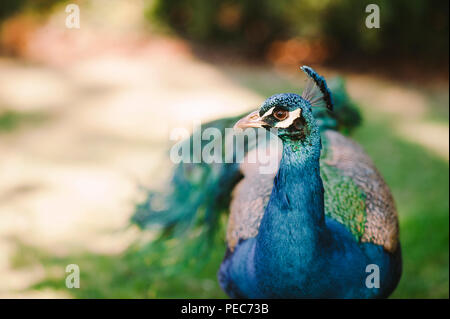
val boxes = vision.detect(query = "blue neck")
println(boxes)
[254,131,328,295]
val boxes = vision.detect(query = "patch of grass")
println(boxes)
[423,87,450,124]
[27,236,227,298]
[0,109,47,133]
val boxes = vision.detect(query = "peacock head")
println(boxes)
[234,66,333,144]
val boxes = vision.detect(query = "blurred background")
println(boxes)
[0,0,448,298]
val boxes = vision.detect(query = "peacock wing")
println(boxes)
[320,130,399,252]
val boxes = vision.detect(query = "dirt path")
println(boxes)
[0,3,262,297]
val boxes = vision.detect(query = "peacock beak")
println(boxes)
[233,110,266,130]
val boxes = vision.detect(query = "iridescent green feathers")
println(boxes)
[321,130,399,252]
[320,136,367,241]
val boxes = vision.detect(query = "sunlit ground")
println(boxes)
[0,1,448,298]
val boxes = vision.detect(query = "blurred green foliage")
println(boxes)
[0,0,64,22]
[0,109,47,132]
[148,0,287,56]
[148,0,449,63]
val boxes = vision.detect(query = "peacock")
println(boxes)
[133,66,402,298]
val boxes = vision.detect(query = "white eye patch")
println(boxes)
[274,108,302,128]
[261,107,275,119]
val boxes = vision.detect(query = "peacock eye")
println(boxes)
[273,109,289,121]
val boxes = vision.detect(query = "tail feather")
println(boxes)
[132,116,244,238]
[132,77,362,249]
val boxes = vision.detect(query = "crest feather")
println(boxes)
[300,66,334,111]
